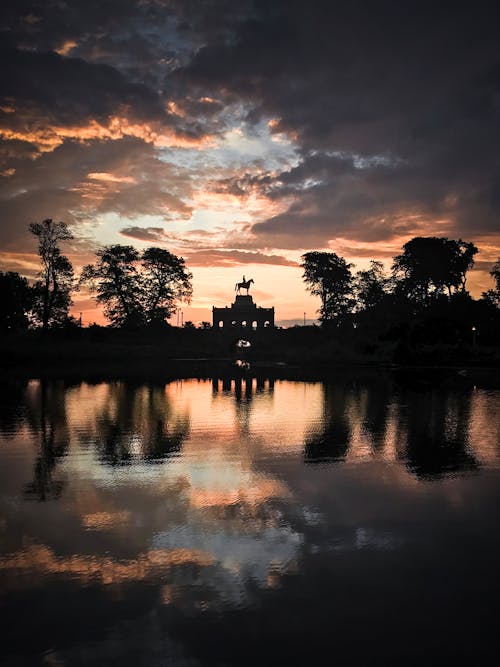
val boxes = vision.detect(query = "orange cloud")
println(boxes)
[55,40,78,56]
[188,478,288,509]
[0,544,215,587]
[0,115,216,153]
[87,172,136,183]
[81,511,132,529]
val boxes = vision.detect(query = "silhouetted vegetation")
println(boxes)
[0,271,33,332]
[1,230,500,370]
[29,219,75,330]
[80,244,192,328]
[301,250,355,324]
[483,258,500,307]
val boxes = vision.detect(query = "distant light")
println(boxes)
[236,339,251,348]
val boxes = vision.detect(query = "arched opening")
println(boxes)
[264,320,271,328]
[241,320,247,328]
[218,321,224,328]
[231,320,237,327]
[252,320,258,330]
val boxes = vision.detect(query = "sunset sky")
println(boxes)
[1,1,499,325]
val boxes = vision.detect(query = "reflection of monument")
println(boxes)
[212,276,275,329]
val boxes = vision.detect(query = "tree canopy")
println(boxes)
[392,237,477,303]
[29,219,74,329]
[355,261,389,311]
[301,251,354,324]
[81,244,193,328]
[141,247,193,324]
[482,258,500,307]
[0,271,33,332]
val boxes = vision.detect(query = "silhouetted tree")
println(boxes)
[141,247,192,325]
[81,245,144,328]
[81,244,193,328]
[29,219,74,329]
[301,251,354,324]
[0,271,33,331]
[393,237,477,304]
[304,382,351,463]
[354,260,389,310]
[482,258,500,307]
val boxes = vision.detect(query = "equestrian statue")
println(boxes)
[235,275,254,295]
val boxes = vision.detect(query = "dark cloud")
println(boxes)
[0,138,192,250]
[1,0,499,272]
[0,47,165,125]
[120,226,177,243]
[119,226,297,266]
[184,249,297,267]
[174,0,500,247]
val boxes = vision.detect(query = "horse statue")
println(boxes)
[235,275,254,295]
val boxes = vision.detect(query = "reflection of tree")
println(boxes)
[304,382,351,463]
[0,380,29,435]
[358,377,393,452]
[24,381,70,501]
[398,389,478,479]
[94,383,189,465]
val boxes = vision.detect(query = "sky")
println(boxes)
[1,0,499,326]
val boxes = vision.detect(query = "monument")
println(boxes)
[212,275,275,330]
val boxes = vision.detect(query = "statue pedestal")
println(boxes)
[212,294,274,330]
[233,295,254,308]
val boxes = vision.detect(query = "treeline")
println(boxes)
[1,220,500,354]
[300,241,500,357]
[0,219,193,332]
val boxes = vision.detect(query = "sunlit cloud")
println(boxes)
[0,544,215,587]
[0,116,216,154]
[55,40,78,56]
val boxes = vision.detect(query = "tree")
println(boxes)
[392,236,477,304]
[141,247,192,325]
[491,258,500,292]
[80,245,143,328]
[29,219,74,329]
[0,271,33,332]
[482,258,500,307]
[355,260,389,310]
[81,244,193,328]
[301,251,354,324]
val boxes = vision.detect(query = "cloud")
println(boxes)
[120,226,175,243]
[184,249,298,267]
[1,0,499,294]
[119,226,297,266]
[0,137,193,251]
[173,1,500,250]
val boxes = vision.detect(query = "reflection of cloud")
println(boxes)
[0,544,215,587]
[188,476,288,509]
[153,522,302,603]
[81,511,132,530]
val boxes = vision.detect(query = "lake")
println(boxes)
[1,373,500,665]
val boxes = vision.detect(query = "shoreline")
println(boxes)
[1,357,499,389]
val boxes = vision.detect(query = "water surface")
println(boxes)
[1,375,500,665]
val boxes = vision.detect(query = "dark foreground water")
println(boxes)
[1,374,500,666]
